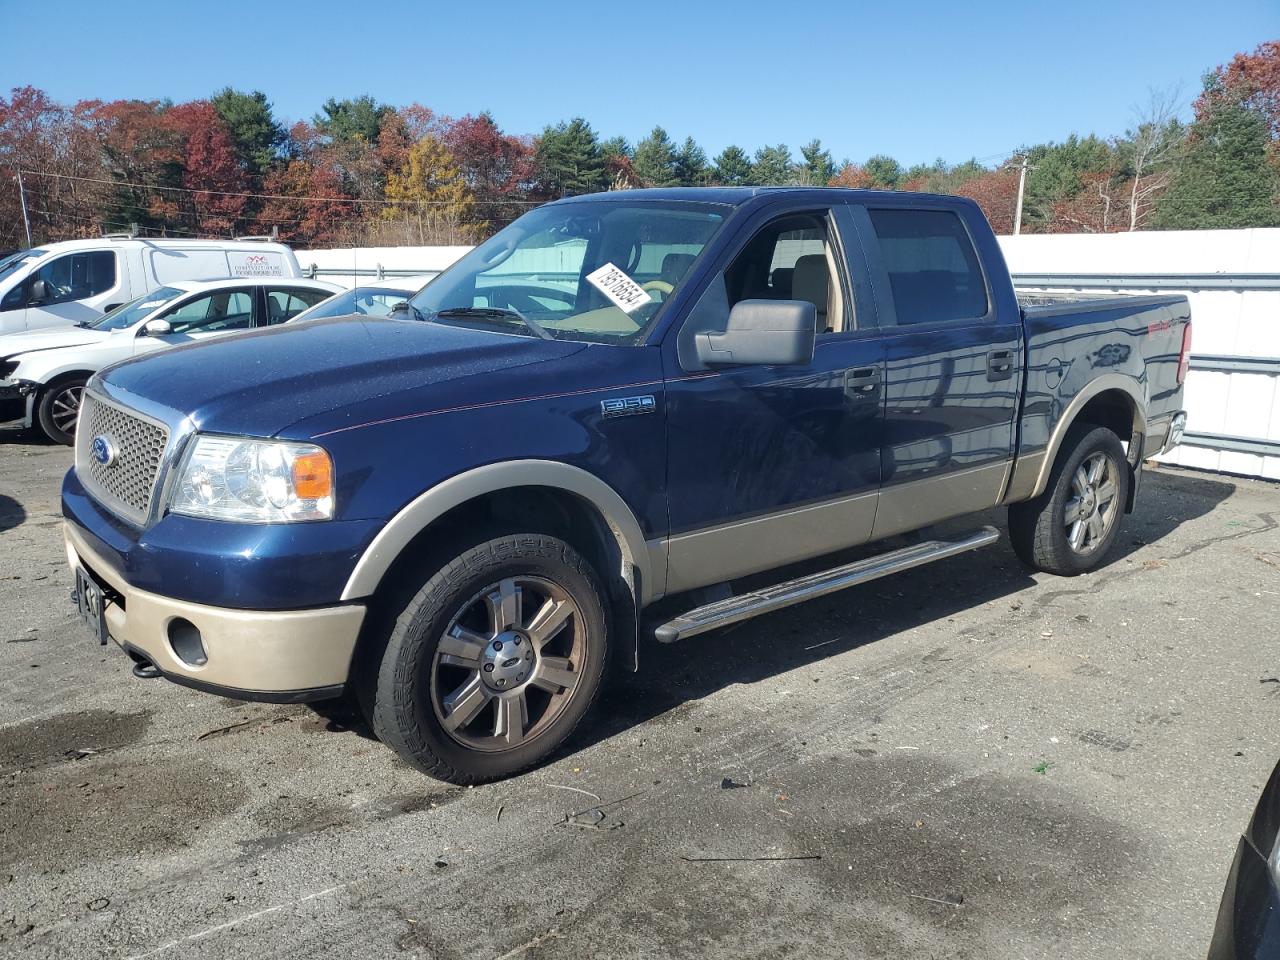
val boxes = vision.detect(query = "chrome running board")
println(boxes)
[654,526,1000,643]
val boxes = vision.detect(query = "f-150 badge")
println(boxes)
[601,395,656,418]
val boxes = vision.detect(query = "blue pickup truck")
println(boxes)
[61,187,1190,782]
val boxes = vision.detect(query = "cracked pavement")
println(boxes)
[2,429,1278,959]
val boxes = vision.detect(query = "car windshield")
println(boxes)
[296,286,416,322]
[409,199,728,344]
[91,287,184,330]
[0,248,46,281]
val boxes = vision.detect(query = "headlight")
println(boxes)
[171,436,334,522]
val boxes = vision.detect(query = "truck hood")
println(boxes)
[1,326,112,361]
[97,316,588,438]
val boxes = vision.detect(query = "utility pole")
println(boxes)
[1013,156,1030,236]
[15,170,33,248]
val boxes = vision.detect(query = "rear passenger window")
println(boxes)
[867,209,987,324]
[266,288,330,324]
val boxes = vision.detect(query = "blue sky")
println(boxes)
[1,0,1275,167]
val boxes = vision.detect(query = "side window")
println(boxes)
[29,251,117,306]
[678,210,851,368]
[266,288,330,324]
[867,209,988,324]
[722,211,848,334]
[162,290,255,334]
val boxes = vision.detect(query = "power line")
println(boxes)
[18,168,543,208]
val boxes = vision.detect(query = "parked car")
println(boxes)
[0,237,304,336]
[0,277,338,443]
[60,187,1190,783]
[291,279,432,322]
[1208,758,1280,958]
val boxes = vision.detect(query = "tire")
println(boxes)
[370,534,609,784]
[1009,424,1131,576]
[36,375,89,445]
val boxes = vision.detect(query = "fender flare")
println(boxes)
[1016,374,1148,501]
[340,460,656,605]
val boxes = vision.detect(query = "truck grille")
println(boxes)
[75,393,169,526]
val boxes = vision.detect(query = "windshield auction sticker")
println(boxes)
[586,263,653,313]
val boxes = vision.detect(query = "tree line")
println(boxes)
[1,40,1276,251]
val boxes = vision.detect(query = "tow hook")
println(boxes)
[130,657,162,679]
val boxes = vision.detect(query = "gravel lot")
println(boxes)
[1,428,1278,960]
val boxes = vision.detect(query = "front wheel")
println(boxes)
[1009,424,1131,576]
[36,376,89,445]
[370,534,609,783]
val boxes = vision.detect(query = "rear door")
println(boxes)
[847,202,1022,538]
[662,202,886,594]
[262,286,333,325]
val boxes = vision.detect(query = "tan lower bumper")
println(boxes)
[64,522,366,696]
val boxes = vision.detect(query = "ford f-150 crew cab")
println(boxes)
[61,187,1191,783]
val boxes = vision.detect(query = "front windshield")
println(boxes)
[91,286,184,330]
[409,199,728,344]
[0,249,46,281]
[296,286,415,322]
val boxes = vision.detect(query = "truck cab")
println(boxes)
[60,188,1189,784]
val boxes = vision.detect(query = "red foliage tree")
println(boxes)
[828,162,873,188]
[163,101,250,236]
[954,167,1020,234]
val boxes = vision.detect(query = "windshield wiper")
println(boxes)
[433,306,554,341]
[388,301,426,322]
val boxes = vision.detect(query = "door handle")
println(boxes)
[986,349,1014,382]
[845,367,880,399]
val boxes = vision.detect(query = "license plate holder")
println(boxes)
[75,567,109,646]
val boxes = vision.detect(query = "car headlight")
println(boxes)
[171,435,334,522]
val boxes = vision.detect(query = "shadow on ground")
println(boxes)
[0,495,25,533]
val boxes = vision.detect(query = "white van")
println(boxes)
[0,238,302,335]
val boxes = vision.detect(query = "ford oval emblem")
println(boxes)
[91,435,118,467]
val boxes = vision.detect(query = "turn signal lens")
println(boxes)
[291,450,333,501]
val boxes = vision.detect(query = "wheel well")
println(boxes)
[41,370,94,391]
[350,486,633,685]
[1073,390,1138,450]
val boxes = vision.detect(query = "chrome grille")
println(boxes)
[75,393,169,526]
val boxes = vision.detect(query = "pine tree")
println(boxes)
[799,139,835,185]
[751,144,794,185]
[712,145,752,185]
[674,137,709,185]
[1155,102,1280,228]
[633,126,679,186]
[534,118,607,196]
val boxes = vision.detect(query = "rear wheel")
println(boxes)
[1009,424,1130,576]
[370,534,608,783]
[36,375,88,445]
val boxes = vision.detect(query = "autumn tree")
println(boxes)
[261,159,351,246]
[442,112,535,226]
[954,166,1020,233]
[164,101,251,235]
[829,162,873,188]
[383,135,476,244]
[712,145,752,185]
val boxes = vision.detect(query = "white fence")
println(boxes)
[298,227,1280,481]
[1000,228,1280,481]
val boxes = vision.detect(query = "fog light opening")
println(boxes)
[168,618,208,667]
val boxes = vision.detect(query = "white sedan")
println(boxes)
[0,277,340,443]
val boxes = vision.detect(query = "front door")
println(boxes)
[662,205,885,595]
[134,287,258,357]
[23,249,125,331]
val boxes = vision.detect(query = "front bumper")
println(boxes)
[65,521,366,702]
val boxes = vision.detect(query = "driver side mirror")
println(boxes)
[142,318,172,336]
[28,278,50,304]
[695,299,816,367]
